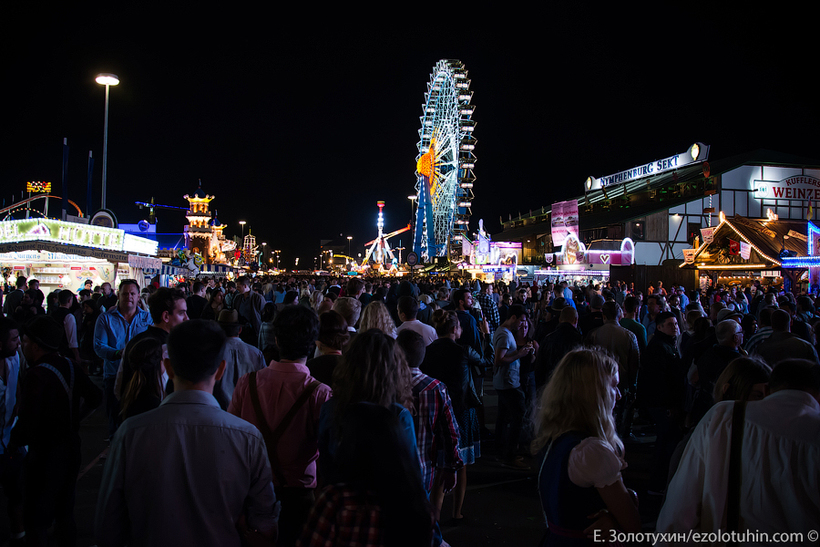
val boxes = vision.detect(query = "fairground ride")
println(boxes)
[412,59,476,261]
[363,201,411,267]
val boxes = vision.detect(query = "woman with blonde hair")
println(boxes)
[532,348,640,545]
[358,300,397,338]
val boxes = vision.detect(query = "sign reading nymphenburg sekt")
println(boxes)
[585,143,709,191]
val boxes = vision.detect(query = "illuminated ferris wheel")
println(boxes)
[412,59,476,261]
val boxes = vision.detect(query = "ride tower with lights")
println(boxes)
[412,59,476,262]
[363,201,411,268]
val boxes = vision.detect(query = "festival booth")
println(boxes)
[679,213,814,293]
[462,238,521,283]
[535,236,635,285]
[0,218,159,292]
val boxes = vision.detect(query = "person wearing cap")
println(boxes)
[96,320,280,546]
[214,309,266,410]
[12,315,102,546]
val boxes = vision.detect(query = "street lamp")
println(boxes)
[347,236,352,258]
[95,73,119,210]
[238,221,247,262]
[408,195,417,223]
[261,242,267,266]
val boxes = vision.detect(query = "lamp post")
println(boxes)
[95,73,119,210]
[347,236,353,259]
[238,221,247,262]
[261,242,267,267]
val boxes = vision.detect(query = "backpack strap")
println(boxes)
[726,400,747,542]
[40,362,75,422]
[248,372,321,487]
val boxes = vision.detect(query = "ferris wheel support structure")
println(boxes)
[412,59,476,261]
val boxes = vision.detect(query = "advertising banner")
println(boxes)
[700,227,715,244]
[740,242,751,260]
[551,200,579,248]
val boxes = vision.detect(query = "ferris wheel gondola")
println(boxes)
[412,59,476,261]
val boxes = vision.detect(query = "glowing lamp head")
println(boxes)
[95,73,120,86]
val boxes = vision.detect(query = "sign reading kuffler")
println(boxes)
[753,175,820,200]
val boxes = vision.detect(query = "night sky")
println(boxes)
[3,6,819,267]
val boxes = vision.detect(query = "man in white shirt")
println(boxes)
[214,309,266,410]
[396,296,437,346]
[657,359,820,538]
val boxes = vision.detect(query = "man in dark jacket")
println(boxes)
[638,311,685,491]
[689,318,744,424]
[535,306,582,391]
[12,316,102,545]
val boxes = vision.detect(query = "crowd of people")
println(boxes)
[0,272,818,545]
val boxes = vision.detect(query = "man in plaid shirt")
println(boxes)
[397,330,462,495]
[474,282,500,334]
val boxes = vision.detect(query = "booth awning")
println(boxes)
[681,215,809,271]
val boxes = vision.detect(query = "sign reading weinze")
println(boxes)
[754,176,820,200]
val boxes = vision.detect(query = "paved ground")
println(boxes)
[0,376,663,546]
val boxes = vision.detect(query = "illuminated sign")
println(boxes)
[587,143,709,190]
[551,200,579,248]
[0,219,157,256]
[472,241,521,266]
[753,175,820,201]
[26,181,52,193]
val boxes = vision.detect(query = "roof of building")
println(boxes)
[495,149,820,243]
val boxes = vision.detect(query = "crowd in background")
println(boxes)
[1,272,818,546]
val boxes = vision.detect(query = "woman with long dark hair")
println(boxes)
[318,329,415,482]
[200,289,225,320]
[119,338,164,420]
[299,404,432,547]
[310,329,432,546]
